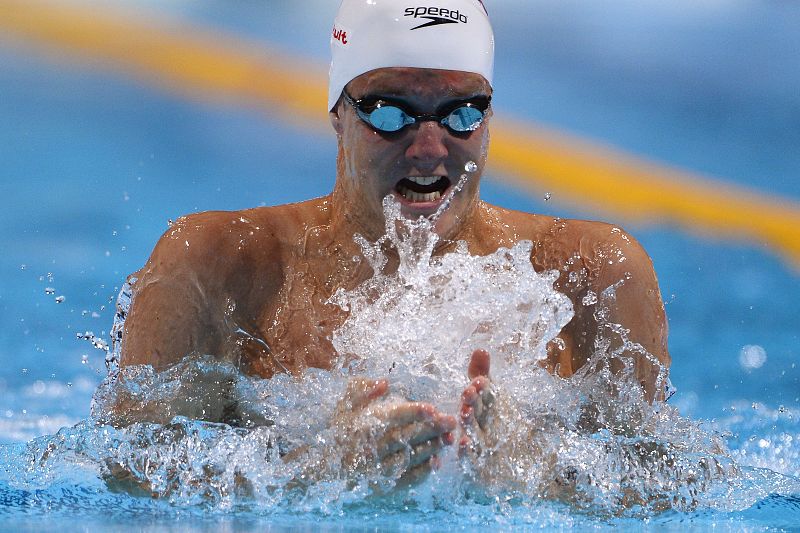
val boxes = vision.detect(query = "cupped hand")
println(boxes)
[333,377,457,484]
[458,349,495,458]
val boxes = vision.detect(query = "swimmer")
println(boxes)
[116,0,670,486]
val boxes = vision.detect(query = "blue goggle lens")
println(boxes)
[445,106,485,132]
[365,105,414,132]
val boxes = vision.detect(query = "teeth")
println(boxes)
[407,176,440,186]
[397,185,442,203]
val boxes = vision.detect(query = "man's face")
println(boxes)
[331,67,492,241]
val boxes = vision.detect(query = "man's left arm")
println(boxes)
[591,227,670,402]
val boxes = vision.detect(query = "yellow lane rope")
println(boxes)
[491,123,800,266]
[3,0,799,266]
[0,0,331,128]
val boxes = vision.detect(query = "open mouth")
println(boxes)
[395,176,452,204]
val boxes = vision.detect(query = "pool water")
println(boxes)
[1,0,799,530]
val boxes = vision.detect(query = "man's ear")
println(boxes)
[330,99,344,135]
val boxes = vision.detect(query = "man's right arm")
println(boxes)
[121,213,232,370]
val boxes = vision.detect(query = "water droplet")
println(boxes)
[20,264,26,270]
[81,355,89,364]
[47,273,54,283]
[32,380,46,395]
[168,219,175,227]
[544,192,552,202]
[92,337,109,352]
[582,291,598,306]
[464,161,478,173]
[45,287,55,295]
[55,295,66,304]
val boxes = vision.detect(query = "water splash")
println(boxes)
[107,277,135,374]
[7,198,799,518]
[425,160,478,224]
[330,195,573,411]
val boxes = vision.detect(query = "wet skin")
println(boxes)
[119,68,670,482]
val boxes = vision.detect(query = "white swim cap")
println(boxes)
[328,0,494,111]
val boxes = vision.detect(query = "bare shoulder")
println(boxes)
[121,199,328,368]
[540,216,660,304]
[479,202,654,273]
[566,219,655,280]
[488,204,652,276]
[139,210,254,277]
[136,199,327,281]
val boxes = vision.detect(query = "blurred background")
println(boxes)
[1,0,798,447]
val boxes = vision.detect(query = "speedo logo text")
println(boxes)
[404,7,468,30]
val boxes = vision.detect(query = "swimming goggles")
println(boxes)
[342,90,491,133]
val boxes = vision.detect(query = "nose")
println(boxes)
[405,121,448,171]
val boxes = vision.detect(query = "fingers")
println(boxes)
[407,438,444,468]
[366,402,456,483]
[460,402,475,426]
[382,435,447,471]
[458,433,481,459]
[465,350,493,430]
[458,434,471,458]
[377,415,456,457]
[468,349,490,380]
[460,376,494,431]
[370,401,444,428]
[343,378,389,411]
[380,435,450,482]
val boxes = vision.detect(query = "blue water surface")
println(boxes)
[1,0,798,530]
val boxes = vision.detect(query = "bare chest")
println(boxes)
[243,245,371,378]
